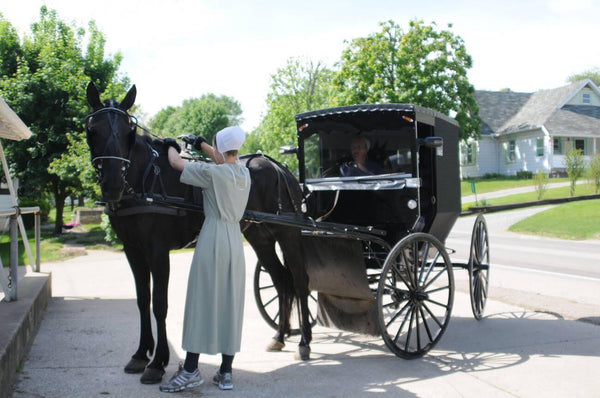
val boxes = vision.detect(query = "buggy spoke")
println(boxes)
[423,266,449,290]
[424,297,449,310]
[424,284,450,295]
[402,306,417,352]
[385,301,411,328]
[418,305,434,343]
[392,303,413,342]
[418,242,431,283]
[421,251,441,285]
[402,249,416,288]
[421,301,444,329]
[389,266,411,288]
[262,294,278,307]
[259,283,275,291]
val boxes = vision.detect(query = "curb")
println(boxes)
[0,273,51,398]
[460,193,600,216]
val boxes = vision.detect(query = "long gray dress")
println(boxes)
[180,161,250,355]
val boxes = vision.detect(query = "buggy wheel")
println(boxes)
[253,261,318,334]
[377,233,454,358]
[468,214,490,320]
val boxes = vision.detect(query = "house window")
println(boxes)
[582,93,591,104]
[460,141,477,165]
[575,138,586,155]
[536,138,544,157]
[505,140,516,163]
[553,138,562,154]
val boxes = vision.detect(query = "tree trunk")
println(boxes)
[52,183,69,235]
[54,197,66,235]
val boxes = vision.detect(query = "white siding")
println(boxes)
[460,136,498,178]
[500,130,549,175]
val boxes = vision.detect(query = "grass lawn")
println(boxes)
[0,223,119,266]
[460,177,570,196]
[463,182,598,209]
[509,199,600,240]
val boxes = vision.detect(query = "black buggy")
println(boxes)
[253,104,490,358]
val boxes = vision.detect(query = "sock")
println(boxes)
[219,354,234,374]
[183,352,199,373]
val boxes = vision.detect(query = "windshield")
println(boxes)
[302,127,415,180]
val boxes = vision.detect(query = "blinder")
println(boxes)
[85,107,138,187]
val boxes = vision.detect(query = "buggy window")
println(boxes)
[303,127,415,180]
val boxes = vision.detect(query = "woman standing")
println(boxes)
[160,126,250,393]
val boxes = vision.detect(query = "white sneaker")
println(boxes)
[212,370,233,390]
[159,363,204,393]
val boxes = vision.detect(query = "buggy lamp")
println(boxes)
[405,178,421,188]
[407,199,418,210]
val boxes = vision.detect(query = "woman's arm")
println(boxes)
[199,141,219,163]
[168,146,186,171]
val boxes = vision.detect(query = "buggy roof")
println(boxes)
[295,104,458,128]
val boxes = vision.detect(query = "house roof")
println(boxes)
[475,79,600,138]
[474,90,531,135]
[0,97,32,141]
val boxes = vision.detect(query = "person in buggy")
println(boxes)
[340,136,385,176]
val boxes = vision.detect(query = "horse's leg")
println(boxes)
[140,245,170,384]
[122,246,154,374]
[279,231,312,360]
[244,226,293,350]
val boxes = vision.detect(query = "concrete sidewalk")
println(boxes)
[5,243,600,398]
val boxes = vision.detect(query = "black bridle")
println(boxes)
[84,106,138,190]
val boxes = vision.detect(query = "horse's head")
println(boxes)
[85,82,138,204]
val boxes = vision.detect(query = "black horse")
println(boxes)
[84,82,312,384]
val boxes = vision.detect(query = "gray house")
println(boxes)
[460,79,600,178]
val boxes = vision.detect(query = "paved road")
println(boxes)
[447,208,600,325]
[9,209,600,397]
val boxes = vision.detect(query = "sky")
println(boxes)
[2,0,599,132]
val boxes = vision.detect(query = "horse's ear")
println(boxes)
[87,82,103,110]
[120,85,137,111]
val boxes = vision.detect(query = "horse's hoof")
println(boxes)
[124,357,149,374]
[140,367,165,384]
[266,339,285,352]
[294,345,311,360]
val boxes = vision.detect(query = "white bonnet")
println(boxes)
[216,126,245,153]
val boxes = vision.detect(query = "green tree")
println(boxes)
[568,67,600,87]
[587,153,600,194]
[0,7,127,234]
[150,94,243,146]
[0,14,22,77]
[333,20,480,141]
[249,57,334,171]
[564,148,586,196]
[48,131,100,203]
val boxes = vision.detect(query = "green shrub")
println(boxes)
[516,170,533,179]
[19,198,51,228]
[100,214,120,245]
[533,169,548,200]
